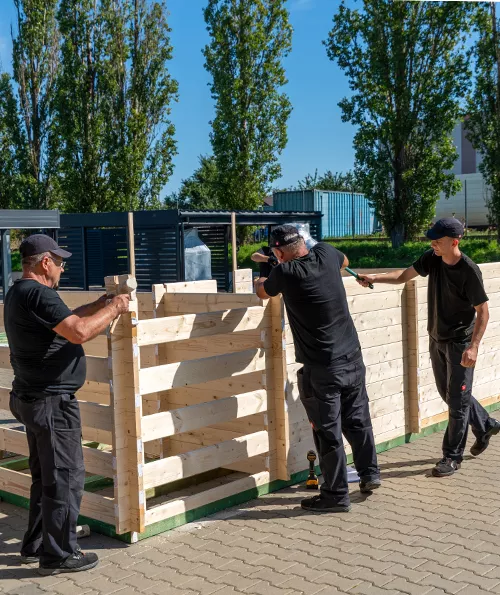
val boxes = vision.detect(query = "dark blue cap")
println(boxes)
[426,218,464,240]
[20,234,72,259]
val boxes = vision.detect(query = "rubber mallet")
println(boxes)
[345,266,374,289]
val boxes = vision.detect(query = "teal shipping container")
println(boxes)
[272,189,377,238]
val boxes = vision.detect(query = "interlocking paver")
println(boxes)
[2,415,500,595]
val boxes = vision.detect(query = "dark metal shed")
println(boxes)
[57,209,322,292]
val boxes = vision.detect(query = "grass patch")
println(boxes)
[237,239,500,270]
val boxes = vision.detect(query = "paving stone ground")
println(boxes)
[2,415,500,595]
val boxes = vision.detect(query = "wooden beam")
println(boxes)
[105,274,145,535]
[139,348,267,395]
[164,293,264,314]
[0,345,10,368]
[231,211,237,292]
[136,307,270,347]
[0,466,115,525]
[0,428,113,476]
[145,470,271,526]
[404,280,421,433]
[143,430,269,489]
[128,212,136,277]
[267,296,290,481]
[141,389,267,442]
[234,268,253,294]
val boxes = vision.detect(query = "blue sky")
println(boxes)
[0,0,356,194]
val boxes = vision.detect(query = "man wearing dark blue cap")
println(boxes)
[254,225,380,513]
[358,218,499,477]
[4,234,130,574]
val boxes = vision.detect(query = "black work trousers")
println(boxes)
[10,392,85,565]
[429,337,495,462]
[297,349,379,506]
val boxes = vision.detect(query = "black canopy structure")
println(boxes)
[0,210,60,299]
[57,209,323,291]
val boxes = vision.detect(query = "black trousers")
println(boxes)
[429,337,494,462]
[297,349,379,506]
[10,392,85,565]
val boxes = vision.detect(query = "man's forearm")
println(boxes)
[371,270,407,284]
[76,303,124,343]
[471,311,489,349]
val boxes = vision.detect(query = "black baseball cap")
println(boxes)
[270,225,301,248]
[20,234,72,259]
[426,218,464,240]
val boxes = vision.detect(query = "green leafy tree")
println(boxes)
[11,0,59,209]
[166,155,222,210]
[0,72,25,208]
[297,169,362,192]
[204,0,292,210]
[54,0,178,213]
[326,1,472,247]
[465,2,500,241]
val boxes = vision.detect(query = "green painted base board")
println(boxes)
[1,400,500,544]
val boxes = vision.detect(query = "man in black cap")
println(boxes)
[4,234,130,574]
[254,225,380,513]
[358,218,499,477]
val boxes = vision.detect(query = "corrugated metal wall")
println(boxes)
[273,190,376,238]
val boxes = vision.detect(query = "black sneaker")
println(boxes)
[432,457,460,477]
[38,551,98,576]
[301,495,351,513]
[471,422,500,457]
[20,553,40,564]
[359,478,381,493]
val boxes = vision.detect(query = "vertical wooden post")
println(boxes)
[128,212,136,277]
[105,274,145,537]
[267,295,290,481]
[231,212,237,293]
[152,283,168,459]
[404,280,421,434]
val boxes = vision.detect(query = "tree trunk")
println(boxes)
[390,223,405,249]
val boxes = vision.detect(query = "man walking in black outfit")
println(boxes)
[5,235,129,574]
[255,225,380,513]
[359,218,500,477]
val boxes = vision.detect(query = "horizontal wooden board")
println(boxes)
[139,348,267,395]
[164,293,264,314]
[342,277,405,297]
[0,466,115,525]
[0,428,113,477]
[347,290,402,315]
[143,431,270,489]
[167,329,269,363]
[145,470,270,526]
[142,390,267,441]
[136,307,269,347]
[351,307,403,332]
[369,392,405,419]
[163,280,218,294]
[167,372,265,407]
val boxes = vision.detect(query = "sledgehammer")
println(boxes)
[345,267,374,290]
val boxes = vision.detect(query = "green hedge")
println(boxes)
[237,239,500,270]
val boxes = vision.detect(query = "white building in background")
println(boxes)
[434,121,492,227]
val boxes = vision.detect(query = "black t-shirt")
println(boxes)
[413,250,488,342]
[4,279,86,397]
[263,242,360,366]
